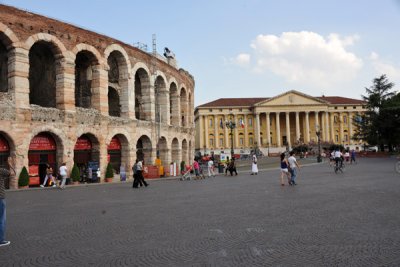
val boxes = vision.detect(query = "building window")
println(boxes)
[239,138,244,145]
[249,137,253,145]
[209,118,213,127]
[344,106,347,109]
[209,109,213,112]
[353,106,357,109]
[219,138,224,146]
[239,108,242,111]
[334,116,338,123]
[345,135,348,141]
[229,108,232,111]
[343,116,347,123]
[219,109,223,112]
[335,135,339,142]
[260,137,263,145]
[334,107,338,109]
[248,118,253,127]
[209,138,214,146]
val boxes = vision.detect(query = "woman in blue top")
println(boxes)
[280,153,291,186]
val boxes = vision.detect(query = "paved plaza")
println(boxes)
[1,157,400,266]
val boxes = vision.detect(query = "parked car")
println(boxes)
[366,146,378,152]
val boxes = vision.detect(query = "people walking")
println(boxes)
[229,158,238,176]
[0,155,15,247]
[193,159,202,179]
[40,164,56,188]
[137,160,149,187]
[288,151,300,185]
[280,153,291,186]
[132,160,140,188]
[350,149,357,164]
[207,158,215,177]
[58,162,68,189]
[251,154,258,175]
[225,158,230,176]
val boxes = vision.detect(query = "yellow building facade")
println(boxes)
[195,90,366,155]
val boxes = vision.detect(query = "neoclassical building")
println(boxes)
[0,5,195,188]
[195,90,366,155]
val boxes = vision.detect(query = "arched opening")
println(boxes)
[171,138,180,164]
[74,134,100,183]
[29,41,57,108]
[28,132,60,187]
[107,50,128,117]
[107,134,129,178]
[134,68,151,121]
[136,135,152,165]
[188,92,192,126]
[180,88,188,127]
[108,87,120,117]
[75,51,97,109]
[0,134,10,188]
[0,36,9,92]
[169,82,179,126]
[157,137,168,168]
[155,76,168,124]
[182,139,188,165]
[189,140,192,164]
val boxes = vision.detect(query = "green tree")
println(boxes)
[353,75,397,151]
[105,163,114,179]
[70,164,80,182]
[18,166,29,187]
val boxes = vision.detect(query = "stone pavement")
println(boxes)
[1,158,400,266]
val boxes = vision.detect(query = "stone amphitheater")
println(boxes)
[0,4,195,188]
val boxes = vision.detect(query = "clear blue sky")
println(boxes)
[2,0,400,106]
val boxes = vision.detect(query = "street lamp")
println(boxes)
[316,126,322,163]
[225,119,236,158]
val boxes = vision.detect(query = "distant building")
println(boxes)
[195,90,366,156]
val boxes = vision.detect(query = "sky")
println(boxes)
[2,0,400,106]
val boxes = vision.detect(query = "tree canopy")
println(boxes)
[353,75,399,151]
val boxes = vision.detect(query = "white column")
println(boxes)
[348,112,353,145]
[214,115,218,148]
[244,114,248,147]
[305,111,310,143]
[285,112,291,147]
[295,112,300,142]
[204,115,209,150]
[255,113,261,147]
[234,114,239,151]
[325,112,330,142]
[266,112,271,146]
[199,115,204,149]
[330,112,335,143]
[339,112,344,145]
[315,111,319,130]
[276,112,281,147]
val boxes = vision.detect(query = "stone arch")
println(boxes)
[73,132,101,178]
[136,135,152,165]
[171,137,180,165]
[74,49,99,109]
[189,140,193,164]
[0,24,19,93]
[0,131,16,188]
[169,81,179,126]
[155,74,168,124]
[108,87,120,117]
[26,34,67,109]
[157,136,169,168]
[106,133,130,174]
[180,87,188,127]
[134,67,151,121]
[182,139,188,165]
[105,45,130,118]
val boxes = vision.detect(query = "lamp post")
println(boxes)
[225,119,236,158]
[316,126,322,163]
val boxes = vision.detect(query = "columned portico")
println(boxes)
[275,112,281,147]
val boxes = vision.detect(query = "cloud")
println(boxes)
[369,52,400,81]
[230,53,251,67]
[235,31,363,88]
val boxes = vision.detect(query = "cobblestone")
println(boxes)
[0,157,399,266]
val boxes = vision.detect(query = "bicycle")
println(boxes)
[334,158,345,174]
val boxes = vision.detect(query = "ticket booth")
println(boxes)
[107,137,121,174]
[28,133,57,186]
[0,135,10,189]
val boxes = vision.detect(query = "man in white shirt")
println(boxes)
[59,162,68,189]
[334,149,343,168]
[207,159,215,177]
[288,151,300,185]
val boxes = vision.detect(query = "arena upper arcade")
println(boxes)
[0,4,195,188]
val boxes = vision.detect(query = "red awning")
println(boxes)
[74,136,92,151]
[29,133,56,151]
[107,137,121,150]
[0,136,9,152]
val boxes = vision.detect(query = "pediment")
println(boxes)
[255,90,328,106]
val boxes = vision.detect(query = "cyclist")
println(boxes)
[334,149,343,169]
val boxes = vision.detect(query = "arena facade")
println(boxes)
[0,4,195,188]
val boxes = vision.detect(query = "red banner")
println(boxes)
[29,165,39,176]
[107,137,121,150]
[74,136,92,150]
[0,136,9,152]
[29,133,56,151]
